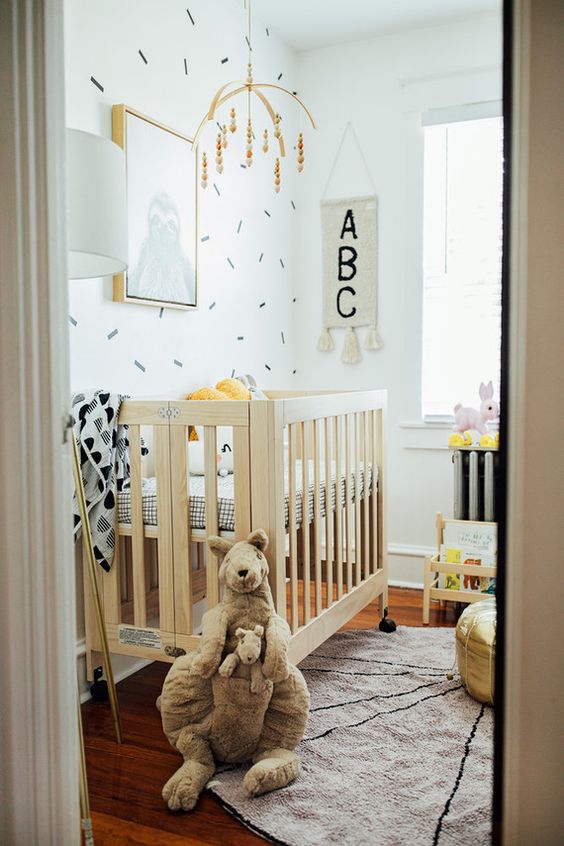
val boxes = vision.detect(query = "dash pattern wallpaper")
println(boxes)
[65,0,302,396]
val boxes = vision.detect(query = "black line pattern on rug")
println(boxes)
[309,679,446,713]
[307,651,452,672]
[303,666,446,678]
[208,792,287,846]
[303,685,463,743]
[432,704,486,845]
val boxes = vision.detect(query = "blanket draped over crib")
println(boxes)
[72,390,147,571]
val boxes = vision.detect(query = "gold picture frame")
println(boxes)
[112,104,198,310]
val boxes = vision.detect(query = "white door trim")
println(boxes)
[0,1,78,842]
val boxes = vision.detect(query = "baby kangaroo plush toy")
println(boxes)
[219,625,268,693]
[158,529,310,812]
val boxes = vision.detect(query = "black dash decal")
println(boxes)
[186,8,195,24]
[237,219,242,234]
[69,315,77,326]
[209,302,216,310]
[90,76,104,92]
[264,209,271,217]
[252,131,256,141]
[231,368,235,377]
[280,258,285,268]
[259,302,266,308]
[174,359,183,367]
[134,360,146,373]
[159,308,164,318]
[221,57,229,64]
[292,91,298,96]
[201,234,210,242]
[139,49,148,64]
[277,73,283,81]
[227,257,234,269]
[259,252,264,262]
[107,329,118,340]
[265,364,271,371]
[240,163,247,169]
[266,27,269,36]
[281,331,285,344]
[237,336,244,340]
[245,36,252,51]
[213,183,220,195]
[291,200,296,210]
[184,58,188,75]
[293,297,296,302]
[216,121,222,131]
[292,369,297,374]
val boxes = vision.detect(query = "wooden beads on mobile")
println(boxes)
[297,132,304,172]
[201,151,208,189]
[222,124,228,149]
[274,158,281,193]
[263,129,269,153]
[229,107,237,133]
[246,119,253,166]
[246,63,253,85]
[215,133,224,174]
[273,114,282,140]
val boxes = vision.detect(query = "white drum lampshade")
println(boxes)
[66,128,128,279]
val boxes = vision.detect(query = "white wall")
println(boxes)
[65,0,299,397]
[293,14,502,584]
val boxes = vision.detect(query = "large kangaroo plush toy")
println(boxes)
[157,529,310,811]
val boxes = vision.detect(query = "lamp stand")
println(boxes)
[72,433,123,744]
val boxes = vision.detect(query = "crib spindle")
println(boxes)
[363,411,371,583]
[324,417,333,607]
[170,425,192,636]
[301,420,311,626]
[344,414,353,592]
[233,426,251,540]
[313,419,322,616]
[288,424,299,633]
[155,425,175,632]
[370,410,378,575]
[129,424,146,627]
[204,426,220,609]
[354,413,362,586]
[334,415,343,600]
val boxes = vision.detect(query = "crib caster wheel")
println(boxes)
[90,666,109,702]
[379,608,397,633]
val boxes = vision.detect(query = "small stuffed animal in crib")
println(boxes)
[219,625,267,693]
[453,381,499,436]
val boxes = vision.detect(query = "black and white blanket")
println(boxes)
[72,390,147,572]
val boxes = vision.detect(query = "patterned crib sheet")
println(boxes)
[118,461,375,534]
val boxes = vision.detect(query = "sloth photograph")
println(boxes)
[127,191,195,305]
[124,111,197,307]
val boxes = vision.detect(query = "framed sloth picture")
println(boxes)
[112,104,198,309]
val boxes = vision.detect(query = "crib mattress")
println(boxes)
[118,462,375,534]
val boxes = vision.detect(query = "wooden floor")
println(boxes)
[82,588,460,845]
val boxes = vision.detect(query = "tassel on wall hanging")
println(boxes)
[317,122,383,363]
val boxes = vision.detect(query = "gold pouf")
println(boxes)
[455,598,496,705]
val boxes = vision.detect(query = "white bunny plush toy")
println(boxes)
[453,381,499,436]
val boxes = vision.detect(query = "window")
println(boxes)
[421,105,503,419]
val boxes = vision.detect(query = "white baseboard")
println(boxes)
[389,579,424,590]
[387,543,433,588]
[76,638,153,703]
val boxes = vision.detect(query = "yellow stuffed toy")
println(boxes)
[187,379,251,441]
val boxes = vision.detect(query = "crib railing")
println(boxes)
[83,391,387,676]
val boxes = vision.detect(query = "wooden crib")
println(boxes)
[82,389,388,680]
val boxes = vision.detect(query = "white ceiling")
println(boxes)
[252,0,500,52]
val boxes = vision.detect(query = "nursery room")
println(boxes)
[1,0,563,845]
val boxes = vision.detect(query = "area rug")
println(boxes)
[207,626,493,845]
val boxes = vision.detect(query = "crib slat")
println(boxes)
[129,424,146,628]
[334,416,343,599]
[233,426,251,540]
[155,425,174,632]
[363,411,370,582]
[313,419,322,617]
[324,417,333,607]
[204,426,219,609]
[288,424,298,634]
[170,425,192,636]
[345,414,353,592]
[354,413,362,586]
[371,410,379,574]
[301,421,311,625]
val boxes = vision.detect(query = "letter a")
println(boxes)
[340,209,358,240]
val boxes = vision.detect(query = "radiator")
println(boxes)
[452,448,499,522]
